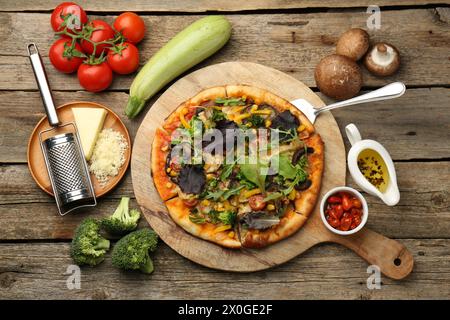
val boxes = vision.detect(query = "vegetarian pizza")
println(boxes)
[151,85,324,249]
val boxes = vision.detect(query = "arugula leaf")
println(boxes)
[212,109,226,122]
[220,156,241,181]
[280,157,308,195]
[215,97,246,106]
[189,210,206,224]
[263,192,283,201]
[239,157,269,192]
[272,127,298,142]
[281,174,303,196]
[205,190,224,201]
[222,185,245,200]
[248,114,265,127]
[220,163,234,181]
[236,171,256,189]
[205,185,245,201]
[188,116,203,137]
[272,154,297,179]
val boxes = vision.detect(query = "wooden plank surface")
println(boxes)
[0,239,448,299]
[0,0,446,12]
[0,0,449,299]
[1,88,448,163]
[0,161,448,240]
[0,8,449,90]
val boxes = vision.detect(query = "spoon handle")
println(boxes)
[315,82,406,115]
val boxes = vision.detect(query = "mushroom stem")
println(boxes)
[363,42,400,77]
[377,43,387,53]
[372,45,395,67]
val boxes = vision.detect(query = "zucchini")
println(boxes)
[125,16,232,118]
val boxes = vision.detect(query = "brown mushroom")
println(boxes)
[315,54,363,100]
[364,42,400,76]
[336,28,370,61]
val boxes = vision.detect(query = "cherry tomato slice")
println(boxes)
[350,208,362,218]
[327,209,337,220]
[249,195,266,211]
[353,215,362,227]
[340,217,352,231]
[183,198,199,207]
[327,216,341,228]
[342,193,353,211]
[334,204,344,219]
[327,196,342,204]
[352,198,362,209]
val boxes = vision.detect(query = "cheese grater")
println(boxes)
[27,43,96,215]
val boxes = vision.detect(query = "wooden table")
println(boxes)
[0,1,449,300]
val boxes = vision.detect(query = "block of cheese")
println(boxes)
[72,107,107,160]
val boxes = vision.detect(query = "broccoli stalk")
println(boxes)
[71,218,110,266]
[101,197,141,235]
[111,228,158,274]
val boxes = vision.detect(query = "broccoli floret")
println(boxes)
[111,229,158,274]
[218,211,237,226]
[101,197,141,235]
[71,218,110,266]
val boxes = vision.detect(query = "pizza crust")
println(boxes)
[240,206,307,248]
[165,197,241,249]
[295,133,325,218]
[151,128,178,201]
[188,86,227,106]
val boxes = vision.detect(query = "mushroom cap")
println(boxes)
[315,54,363,100]
[364,42,401,77]
[336,28,370,61]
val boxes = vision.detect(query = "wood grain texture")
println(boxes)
[0,161,448,240]
[1,88,448,163]
[0,0,446,12]
[0,8,449,90]
[0,239,447,300]
[131,61,413,279]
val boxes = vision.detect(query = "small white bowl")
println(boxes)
[320,186,368,236]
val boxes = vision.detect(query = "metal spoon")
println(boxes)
[290,82,406,123]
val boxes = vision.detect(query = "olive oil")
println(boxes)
[357,149,390,193]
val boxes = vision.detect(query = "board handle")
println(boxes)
[331,228,414,280]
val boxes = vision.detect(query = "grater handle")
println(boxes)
[27,43,60,127]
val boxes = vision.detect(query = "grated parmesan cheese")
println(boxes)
[89,128,128,185]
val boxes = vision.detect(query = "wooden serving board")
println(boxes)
[131,62,413,279]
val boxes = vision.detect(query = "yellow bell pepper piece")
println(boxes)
[214,225,232,233]
[180,112,190,129]
[252,110,272,115]
[243,188,261,198]
[288,189,297,200]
